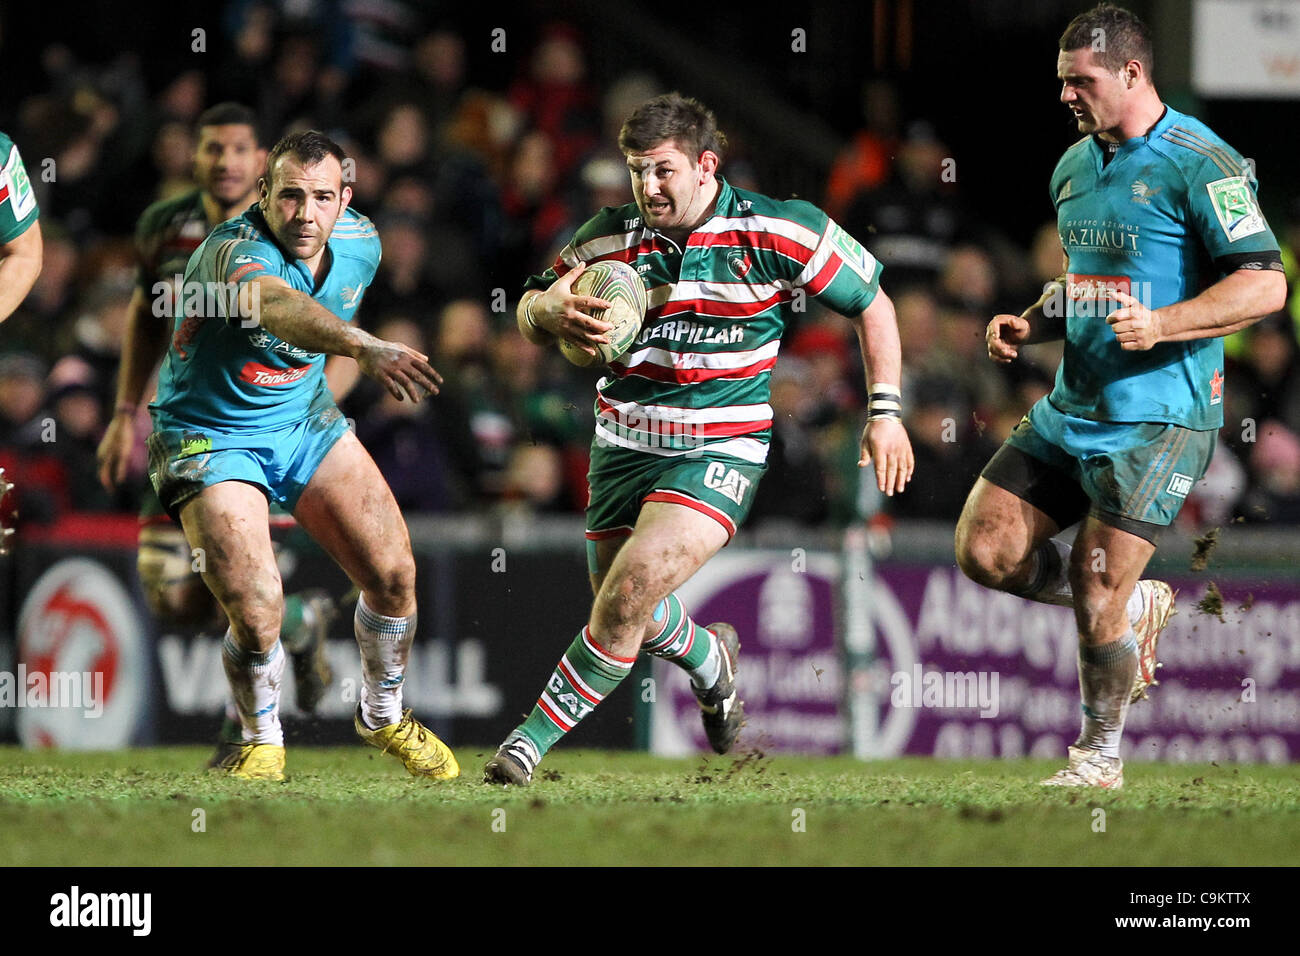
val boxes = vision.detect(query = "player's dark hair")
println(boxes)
[1059,3,1154,78]
[197,102,261,144]
[619,92,727,165]
[265,130,348,186]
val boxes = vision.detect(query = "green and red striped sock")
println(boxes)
[641,593,720,689]
[516,626,635,758]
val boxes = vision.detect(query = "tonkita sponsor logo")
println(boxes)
[239,361,311,386]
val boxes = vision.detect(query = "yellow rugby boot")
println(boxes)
[219,743,286,781]
[355,707,460,780]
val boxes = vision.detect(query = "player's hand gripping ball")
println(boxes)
[559,260,648,367]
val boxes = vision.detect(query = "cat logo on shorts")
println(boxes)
[703,462,751,505]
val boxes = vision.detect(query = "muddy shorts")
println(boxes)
[147,394,349,521]
[584,440,767,545]
[982,398,1215,543]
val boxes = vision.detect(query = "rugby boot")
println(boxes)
[694,623,744,754]
[355,706,459,780]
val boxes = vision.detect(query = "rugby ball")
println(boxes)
[558,259,648,367]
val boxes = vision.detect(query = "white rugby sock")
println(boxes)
[354,595,416,730]
[1075,630,1137,759]
[221,632,285,745]
[1125,585,1145,626]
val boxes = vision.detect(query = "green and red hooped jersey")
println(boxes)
[525,176,883,463]
[134,188,212,299]
[0,132,39,244]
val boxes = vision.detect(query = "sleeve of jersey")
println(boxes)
[520,210,627,294]
[207,235,277,326]
[134,205,163,296]
[0,141,39,245]
[522,239,580,294]
[794,209,882,317]
[1185,152,1281,265]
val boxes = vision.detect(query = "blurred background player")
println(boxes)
[95,104,337,764]
[0,130,43,324]
[148,130,454,782]
[484,93,913,785]
[956,4,1287,789]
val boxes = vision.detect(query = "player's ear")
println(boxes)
[340,184,352,213]
[697,150,719,182]
[257,177,269,206]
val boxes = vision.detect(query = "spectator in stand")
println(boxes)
[44,355,114,512]
[500,443,569,515]
[935,297,1010,419]
[825,79,902,222]
[1224,312,1300,437]
[59,268,134,414]
[376,102,434,179]
[939,244,1000,313]
[894,285,942,375]
[499,130,571,283]
[0,352,64,524]
[1237,422,1300,524]
[888,375,999,521]
[508,24,599,186]
[363,214,443,326]
[352,317,479,513]
[148,121,197,204]
[0,354,46,448]
[432,298,511,498]
[749,356,832,527]
[377,30,468,135]
[841,120,972,290]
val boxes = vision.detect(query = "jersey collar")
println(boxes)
[1092,104,1173,159]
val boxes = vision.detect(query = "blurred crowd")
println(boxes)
[2,6,1299,534]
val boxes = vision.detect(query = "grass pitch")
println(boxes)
[1,746,1296,866]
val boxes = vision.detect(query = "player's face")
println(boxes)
[259,155,352,265]
[626,141,717,234]
[194,124,264,206]
[1058,47,1129,139]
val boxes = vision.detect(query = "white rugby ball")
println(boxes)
[558,259,648,367]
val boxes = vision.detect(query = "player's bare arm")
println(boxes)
[988,259,1070,363]
[251,275,442,402]
[0,219,42,323]
[517,260,614,356]
[851,288,915,496]
[1107,267,1288,351]
[97,285,172,490]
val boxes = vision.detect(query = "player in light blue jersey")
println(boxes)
[149,130,459,782]
[955,4,1286,789]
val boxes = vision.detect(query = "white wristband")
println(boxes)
[524,294,542,331]
[867,382,902,421]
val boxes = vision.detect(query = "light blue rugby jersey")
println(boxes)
[1049,106,1280,430]
[151,204,380,433]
